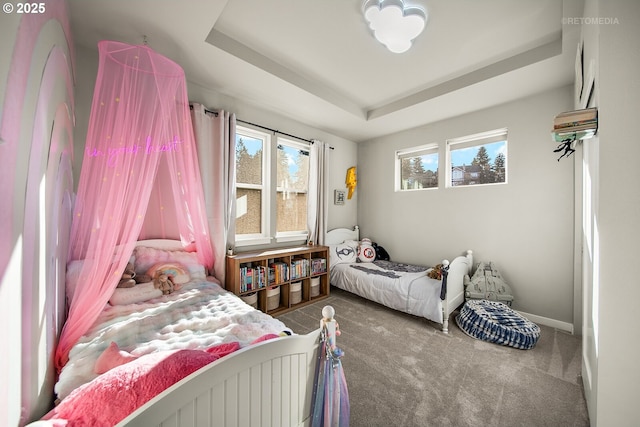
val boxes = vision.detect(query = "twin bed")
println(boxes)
[33,240,323,427]
[32,229,471,426]
[325,226,473,334]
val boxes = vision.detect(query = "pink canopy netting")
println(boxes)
[55,41,214,371]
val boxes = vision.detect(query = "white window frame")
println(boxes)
[395,143,439,191]
[275,137,310,243]
[235,126,271,247]
[234,126,310,247]
[445,128,508,188]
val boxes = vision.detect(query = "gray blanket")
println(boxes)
[349,260,428,278]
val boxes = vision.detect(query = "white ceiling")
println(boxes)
[68,0,583,142]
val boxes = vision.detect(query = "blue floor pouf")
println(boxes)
[455,300,541,349]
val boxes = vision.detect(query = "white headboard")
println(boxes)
[325,226,360,245]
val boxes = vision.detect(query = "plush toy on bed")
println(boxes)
[154,273,175,295]
[134,272,152,284]
[117,262,137,288]
[427,263,444,280]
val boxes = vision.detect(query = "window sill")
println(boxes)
[235,237,272,247]
[275,233,309,244]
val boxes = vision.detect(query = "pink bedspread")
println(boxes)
[38,337,276,426]
[43,349,218,426]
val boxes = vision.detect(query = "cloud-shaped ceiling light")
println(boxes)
[363,0,427,53]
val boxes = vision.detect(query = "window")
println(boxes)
[446,128,507,187]
[276,139,309,237]
[396,143,438,191]
[235,127,269,243]
[235,126,310,246]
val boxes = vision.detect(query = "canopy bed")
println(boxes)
[325,226,473,333]
[27,41,332,426]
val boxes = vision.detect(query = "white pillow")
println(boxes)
[329,243,358,266]
[135,239,186,251]
[109,282,162,305]
[358,239,376,263]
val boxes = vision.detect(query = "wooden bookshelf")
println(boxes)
[225,245,330,316]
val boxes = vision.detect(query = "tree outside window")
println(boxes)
[396,144,438,191]
[235,133,265,236]
[276,141,309,234]
[448,129,508,187]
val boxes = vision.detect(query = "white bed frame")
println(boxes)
[325,226,473,333]
[116,325,323,427]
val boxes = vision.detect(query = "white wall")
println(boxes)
[580,1,640,425]
[71,45,98,190]
[357,86,575,326]
[0,2,76,425]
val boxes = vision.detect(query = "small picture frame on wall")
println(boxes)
[334,190,345,205]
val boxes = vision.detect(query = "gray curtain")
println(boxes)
[191,104,236,284]
[307,139,330,245]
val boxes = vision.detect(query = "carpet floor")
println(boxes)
[277,287,590,427]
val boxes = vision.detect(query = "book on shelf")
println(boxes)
[310,258,327,275]
[239,265,267,293]
[268,261,289,284]
[553,108,597,130]
[553,120,597,131]
[291,258,310,280]
[554,107,595,121]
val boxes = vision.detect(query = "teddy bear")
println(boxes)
[154,273,175,295]
[117,262,136,288]
[134,272,152,284]
[427,263,444,280]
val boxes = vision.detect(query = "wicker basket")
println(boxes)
[290,281,302,305]
[266,286,280,311]
[240,292,258,308]
[310,277,320,297]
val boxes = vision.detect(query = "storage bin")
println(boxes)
[266,286,281,311]
[310,277,320,297]
[240,292,258,308]
[291,281,302,305]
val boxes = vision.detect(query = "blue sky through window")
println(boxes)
[279,144,300,178]
[451,141,506,166]
[240,135,262,155]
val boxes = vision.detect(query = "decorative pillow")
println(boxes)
[94,342,139,374]
[42,349,218,427]
[135,239,191,251]
[358,238,376,263]
[109,281,162,306]
[343,239,360,249]
[329,243,358,266]
[133,245,206,280]
[146,262,190,285]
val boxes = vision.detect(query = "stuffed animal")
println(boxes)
[154,273,175,295]
[134,273,152,284]
[427,263,444,280]
[117,262,136,288]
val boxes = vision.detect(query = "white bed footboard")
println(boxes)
[118,329,322,427]
[441,250,473,333]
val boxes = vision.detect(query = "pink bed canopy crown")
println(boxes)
[55,41,214,370]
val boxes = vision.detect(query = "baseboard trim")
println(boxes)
[517,310,574,334]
